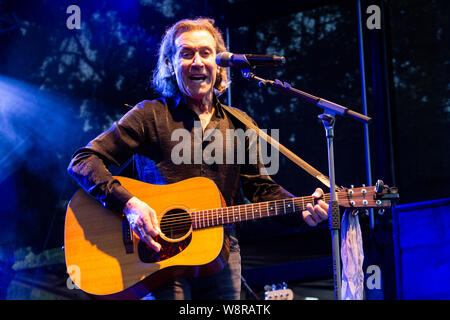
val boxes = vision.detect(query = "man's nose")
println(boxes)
[192,52,205,67]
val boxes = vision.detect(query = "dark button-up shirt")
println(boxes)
[67,95,293,213]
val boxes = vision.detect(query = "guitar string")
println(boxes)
[158,201,316,230]
[131,188,374,230]
[158,193,381,226]
[155,190,376,225]
[157,195,381,232]
[157,201,379,234]
[159,194,331,221]
[154,189,378,227]
[156,190,375,225]
[156,193,382,228]
[157,195,380,229]
[158,195,336,230]
[158,195,327,225]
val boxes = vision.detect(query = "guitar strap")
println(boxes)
[222,105,340,192]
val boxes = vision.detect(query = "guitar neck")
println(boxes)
[192,194,332,229]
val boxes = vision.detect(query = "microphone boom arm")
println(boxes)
[241,70,371,123]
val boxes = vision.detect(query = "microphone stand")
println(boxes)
[241,70,371,300]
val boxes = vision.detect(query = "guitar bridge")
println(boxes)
[122,215,134,254]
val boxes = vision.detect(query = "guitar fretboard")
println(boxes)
[191,194,332,229]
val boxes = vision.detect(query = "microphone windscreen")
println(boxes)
[215,52,233,67]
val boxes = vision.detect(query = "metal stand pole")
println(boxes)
[318,113,342,300]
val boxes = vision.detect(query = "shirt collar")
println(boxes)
[168,93,225,119]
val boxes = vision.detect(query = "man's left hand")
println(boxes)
[302,188,329,226]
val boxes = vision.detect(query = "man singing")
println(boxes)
[68,17,329,300]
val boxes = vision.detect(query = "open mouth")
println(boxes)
[189,75,207,82]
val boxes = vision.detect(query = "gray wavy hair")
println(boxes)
[152,17,229,97]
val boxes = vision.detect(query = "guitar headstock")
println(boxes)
[264,283,294,300]
[337,180,399,210]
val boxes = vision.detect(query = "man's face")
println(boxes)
[171,30,218,101]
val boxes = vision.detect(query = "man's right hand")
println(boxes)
[123,196,162,252]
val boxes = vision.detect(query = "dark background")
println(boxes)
[0,0,448,299]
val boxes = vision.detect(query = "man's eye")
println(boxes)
[181,52,193,58]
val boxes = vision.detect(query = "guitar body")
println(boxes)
[64,177,229,299]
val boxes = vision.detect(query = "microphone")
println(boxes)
[216,52,285,69]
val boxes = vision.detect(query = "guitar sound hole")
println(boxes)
[160,208,192,240]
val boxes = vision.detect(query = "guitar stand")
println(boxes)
[241,69,371,300]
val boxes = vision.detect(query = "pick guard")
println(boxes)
[137,234,192,263]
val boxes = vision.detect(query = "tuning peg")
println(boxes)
[264,285,271,292]
[271,284,276,291]
[389,186,398,194]
[282,282,287,289]
[376,180,384,193]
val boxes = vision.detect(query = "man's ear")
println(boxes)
[165,58,174,75]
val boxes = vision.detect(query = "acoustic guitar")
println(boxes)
[64,176,397,299]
